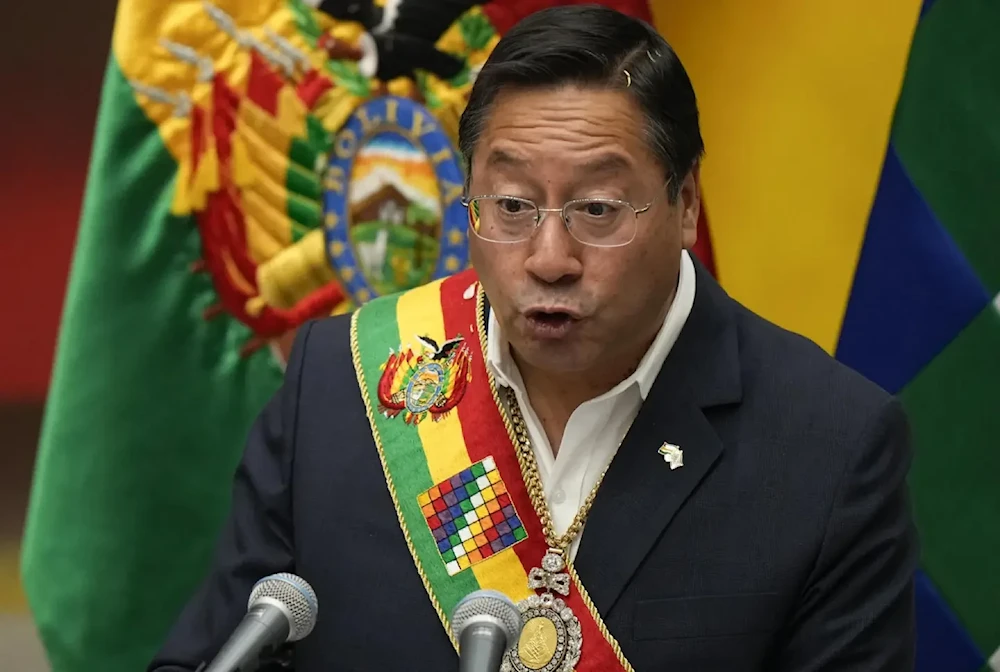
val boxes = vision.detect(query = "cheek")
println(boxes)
[582,247,643,297]
[585,225,676,300]
[625,248,661,294]
[470,240,513,297]
[469,237,485,272]
[469,236,498,276]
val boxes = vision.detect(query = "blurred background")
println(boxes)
[1,0,117,667]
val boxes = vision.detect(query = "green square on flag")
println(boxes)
[902,304,1000,652]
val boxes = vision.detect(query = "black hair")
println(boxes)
[458,4,704,202]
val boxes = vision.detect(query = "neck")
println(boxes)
[515,355,633,417]
[512,306,668,454]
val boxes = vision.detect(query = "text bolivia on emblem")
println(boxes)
[324,96,469,306]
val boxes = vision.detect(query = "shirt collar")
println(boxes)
[486,249,697,401]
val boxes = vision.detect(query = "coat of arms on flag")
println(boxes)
[124,0,503,361]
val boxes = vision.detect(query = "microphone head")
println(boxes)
[248,573,319,641]
[451,589,523,648]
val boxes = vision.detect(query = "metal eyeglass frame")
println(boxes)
[460,179,672,249]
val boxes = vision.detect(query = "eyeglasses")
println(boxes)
[460,181,670,248]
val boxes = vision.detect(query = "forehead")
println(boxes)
[472,85,658,181]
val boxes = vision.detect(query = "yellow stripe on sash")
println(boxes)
[396,282,533,603]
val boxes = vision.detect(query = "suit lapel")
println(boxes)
[573,261,743,616]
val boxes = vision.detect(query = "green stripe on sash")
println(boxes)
[354,292,480,623]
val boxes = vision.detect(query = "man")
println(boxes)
[150,5,918,671]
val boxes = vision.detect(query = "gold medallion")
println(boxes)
[503,549,583,672]
[518,617,558,669]
[503,594,582,672]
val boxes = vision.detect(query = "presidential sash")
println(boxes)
[350,269,633,671]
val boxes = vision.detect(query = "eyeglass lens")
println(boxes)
[468,197,636,246]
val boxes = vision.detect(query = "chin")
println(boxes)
[509,337,595,375]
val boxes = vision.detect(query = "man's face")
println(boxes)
[468,85,700,377]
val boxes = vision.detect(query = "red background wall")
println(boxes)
[0,0,117,403]
[1,0,119,619]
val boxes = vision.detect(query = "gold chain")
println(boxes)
[478,290,636,671]
[505,387,612,553]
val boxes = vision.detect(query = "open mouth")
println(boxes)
[529,311,574,325]
[525,310,579,337]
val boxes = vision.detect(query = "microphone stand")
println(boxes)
[261,644,294,670]
[196,644,294,672]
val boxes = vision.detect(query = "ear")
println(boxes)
[678,163,701,249]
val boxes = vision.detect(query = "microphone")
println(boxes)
[204,572,318,672]
[451,589,524,672]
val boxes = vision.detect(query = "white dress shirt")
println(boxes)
[486,250,697,559]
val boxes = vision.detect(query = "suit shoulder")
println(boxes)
[732,303,895,427]
[305,312,354,349]
[288,313,355,377]
[297,291,404,363]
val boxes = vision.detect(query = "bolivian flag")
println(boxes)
[657,1,998,669]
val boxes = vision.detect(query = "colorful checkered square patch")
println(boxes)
[417,456,528,576]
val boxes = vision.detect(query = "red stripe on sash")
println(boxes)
[438,273,623,671]
[439,274,546,574]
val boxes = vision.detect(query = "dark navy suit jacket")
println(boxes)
[149,262,918,671]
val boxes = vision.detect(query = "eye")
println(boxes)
[578,201,620,218]
[498,198,525,214]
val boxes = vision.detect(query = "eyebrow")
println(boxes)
[578,153,634,174]
[484,149,528,171]
[483,149,634,174]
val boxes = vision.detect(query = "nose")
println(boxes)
[523,210,583,285]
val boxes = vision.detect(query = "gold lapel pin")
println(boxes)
[658,443,684,470]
